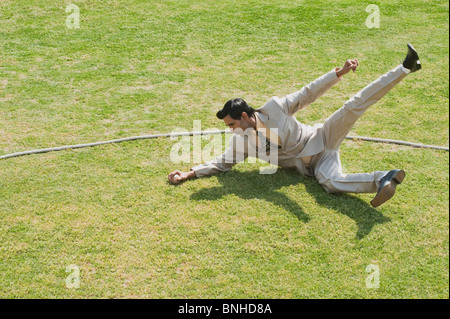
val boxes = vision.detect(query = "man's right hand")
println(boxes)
[168,170,196,184]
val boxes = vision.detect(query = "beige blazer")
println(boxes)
[191,69,341,177]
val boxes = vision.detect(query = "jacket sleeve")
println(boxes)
[191,134,249,177]
[280,69,341,115]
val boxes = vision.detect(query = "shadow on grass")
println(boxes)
[190,169,391,239]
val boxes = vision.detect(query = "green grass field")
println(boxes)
[0,0,448,298]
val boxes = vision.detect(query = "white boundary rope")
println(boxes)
[0,130,448,160]
[345,135,449,151]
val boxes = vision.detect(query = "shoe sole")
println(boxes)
[370,170,405,208]
[407,43,421,71]
[407,43,418,55]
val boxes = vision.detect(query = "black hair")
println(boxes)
[216,98,255,120]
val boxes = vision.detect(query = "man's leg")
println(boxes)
[313,150,389,194]
[321,64,408,150]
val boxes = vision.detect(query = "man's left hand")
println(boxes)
[336,59,359,77]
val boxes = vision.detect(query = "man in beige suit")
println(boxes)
[168,44,421,207]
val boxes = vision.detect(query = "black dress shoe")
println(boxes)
[403,43,421,73]
[370,169,406,207]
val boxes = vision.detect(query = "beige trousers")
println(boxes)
[312,64,408,193]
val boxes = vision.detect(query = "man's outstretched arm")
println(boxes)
[281,59,359,115]
[168,134,249,184]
